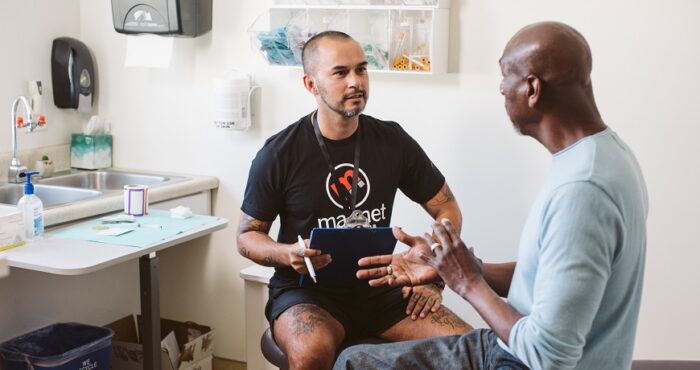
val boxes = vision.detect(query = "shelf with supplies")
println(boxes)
[248,0,450,74]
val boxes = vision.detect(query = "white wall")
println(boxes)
[0,0,86,158]
[1,0,697,363]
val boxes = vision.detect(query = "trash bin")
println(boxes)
[0,322,114,370]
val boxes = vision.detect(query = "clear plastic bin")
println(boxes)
[351,11,391,70]
[0,322,114,370]
[251,8,391,71]
[389,10,432,72]
[249,10,303,66]
[287,9,351,63]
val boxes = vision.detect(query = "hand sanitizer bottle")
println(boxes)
[17,171,44,240]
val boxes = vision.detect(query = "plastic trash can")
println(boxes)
[0,322,114,370]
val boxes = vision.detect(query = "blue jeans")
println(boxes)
[333,329,529,370]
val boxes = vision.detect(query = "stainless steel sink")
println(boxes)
[39,170,171,190]
[0,169,188,209]
[0,184,101,208]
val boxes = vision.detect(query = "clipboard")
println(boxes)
[300,227,397,288]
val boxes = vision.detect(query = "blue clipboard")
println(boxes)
[300,227,397,288]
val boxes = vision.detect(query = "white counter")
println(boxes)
[4,218,228,275]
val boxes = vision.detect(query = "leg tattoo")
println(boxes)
[430,309,471,329]
[289,304,326,336]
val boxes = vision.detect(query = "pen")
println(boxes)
[119,223,162,230]
[134,223,163,229]
[298,235,317,284]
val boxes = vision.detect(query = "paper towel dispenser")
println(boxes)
[111,0,212,37]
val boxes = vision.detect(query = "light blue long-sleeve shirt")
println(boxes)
[501,128,648,370]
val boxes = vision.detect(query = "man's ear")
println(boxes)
[526,75,541,108]
[303,74,318,95]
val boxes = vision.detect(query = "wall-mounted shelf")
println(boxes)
[249,0,450,74]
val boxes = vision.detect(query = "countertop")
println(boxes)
[7,168,219,227]
[4,218,228,275]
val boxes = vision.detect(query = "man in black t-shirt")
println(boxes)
[238,31,472,370]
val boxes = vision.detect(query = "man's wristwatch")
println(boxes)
[432,279,446,290]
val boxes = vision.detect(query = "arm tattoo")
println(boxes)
[237,212,272,236]
[289,304,326,335]
[262,256,280,267]
[426,183,455,207]
[430,309,470,329]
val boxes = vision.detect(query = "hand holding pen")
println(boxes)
[289,236,332,282]
[298,236,317,283]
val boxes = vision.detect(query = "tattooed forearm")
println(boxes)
[236,211,291,267]
[262,255,283,267]
[422,182,462,233]
[426,183,455,207]
[237,212,272,235]
[430,309,470,329]
[289,304,326,335]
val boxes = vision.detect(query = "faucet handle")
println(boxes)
[37,115,46,126]
[16,116,25,128]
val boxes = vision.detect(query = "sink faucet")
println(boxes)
[9,95,46,183]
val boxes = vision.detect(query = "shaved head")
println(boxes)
[501,21,593,87]
[302,30,355,75]
[499,21,605,152]
[300,31,369,120]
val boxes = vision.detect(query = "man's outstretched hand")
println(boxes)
[356,226,440,287]
[357,220,485,299]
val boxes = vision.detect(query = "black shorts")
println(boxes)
[265,279,409,340]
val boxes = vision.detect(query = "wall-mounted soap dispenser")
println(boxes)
[51,37,95,112]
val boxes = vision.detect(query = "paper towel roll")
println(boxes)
[124,34,174,68]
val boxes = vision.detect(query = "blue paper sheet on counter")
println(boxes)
[49,209,221,248]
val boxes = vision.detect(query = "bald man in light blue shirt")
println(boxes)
[503,126,647,369]
[334,21,648,370]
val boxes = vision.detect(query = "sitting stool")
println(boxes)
[260,327,387,370]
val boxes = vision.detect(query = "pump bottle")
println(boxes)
[17,171,44,240]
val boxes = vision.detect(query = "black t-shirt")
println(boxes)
[241,113,445,284]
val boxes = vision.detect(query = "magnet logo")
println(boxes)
[325,163,370,209]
